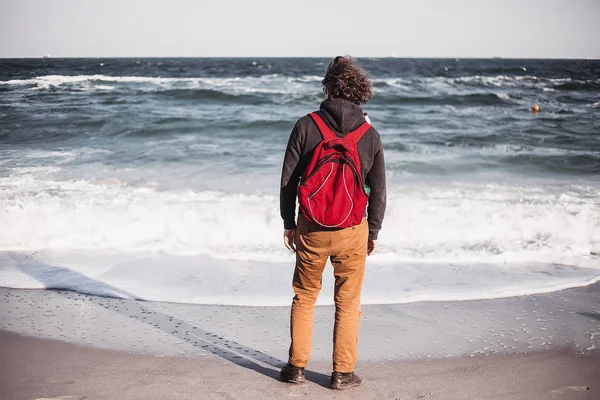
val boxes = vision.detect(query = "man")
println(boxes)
[279,55,386,390]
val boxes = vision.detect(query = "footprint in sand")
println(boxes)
[551,386,590,394]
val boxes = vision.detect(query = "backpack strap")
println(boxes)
[310,112,370,144]
[344,121,371,144]
[309,112,337,141]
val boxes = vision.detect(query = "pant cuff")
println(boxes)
[289,359,307,368]
[333,364,355,373]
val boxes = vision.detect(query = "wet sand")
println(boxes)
[1,331,599,400]
[1,283,599,399]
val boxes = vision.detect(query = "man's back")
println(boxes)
[279,56,387,390]
[280,97,386,242]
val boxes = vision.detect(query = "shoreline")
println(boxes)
[1,283,599,360]
[2,249,599,307]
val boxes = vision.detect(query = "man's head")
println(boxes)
[322,56,373,105]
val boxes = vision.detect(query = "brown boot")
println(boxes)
[330,371,362,390]
[280,363,306,384]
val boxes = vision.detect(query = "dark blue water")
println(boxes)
[1,58,599,180]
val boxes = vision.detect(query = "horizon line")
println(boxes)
[2,56,599,61]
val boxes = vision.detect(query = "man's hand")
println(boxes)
[367,239,376,256]
[284,229,296,253]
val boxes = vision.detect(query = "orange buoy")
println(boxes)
[532,104,540,112]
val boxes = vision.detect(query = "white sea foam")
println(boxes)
[383,141,596,167]
[0,148,114,170]
[1,164,599,306]
[0,74,321,96]
[372,75,597,93]
[1,250,599,306]
[3,74,593,97]
[20,150,77,159]
[0,174,598,266]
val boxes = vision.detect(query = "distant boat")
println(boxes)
[42,54,51,59]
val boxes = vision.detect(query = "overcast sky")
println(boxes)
[1,0,599,58]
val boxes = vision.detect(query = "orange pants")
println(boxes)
[288,215,368,373]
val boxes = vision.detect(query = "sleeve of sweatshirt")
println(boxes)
[365,133,386,240]
[280,120,303,230]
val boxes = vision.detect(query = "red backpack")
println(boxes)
[297,112,370,228]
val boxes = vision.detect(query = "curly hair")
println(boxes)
[321,55,373,105]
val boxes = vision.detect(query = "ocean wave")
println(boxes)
[373,75,599,91]
[0,148,113,167]
[501,153,600,174]
[383,142,600,176]
[2,74,597,110]
[0,74,320,93]
[0,177,598,266]
[553,80,600,91]
[372,92,512,107]
[0,74,325,107]
[155,88,268,103]
[3,73,596,94]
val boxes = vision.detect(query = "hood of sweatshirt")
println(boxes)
[319,98,367,134]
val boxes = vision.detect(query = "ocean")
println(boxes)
[0,57,599,306]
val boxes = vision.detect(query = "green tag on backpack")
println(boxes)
[363,184,371,196]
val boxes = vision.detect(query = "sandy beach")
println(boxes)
[1,283,599,399]
[1,330,599,400]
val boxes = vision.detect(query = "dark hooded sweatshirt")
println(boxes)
[280,98,386,240]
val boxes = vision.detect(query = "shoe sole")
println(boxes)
[330,381,362,390]
[280,374,306,384]
[282,378,306,384]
